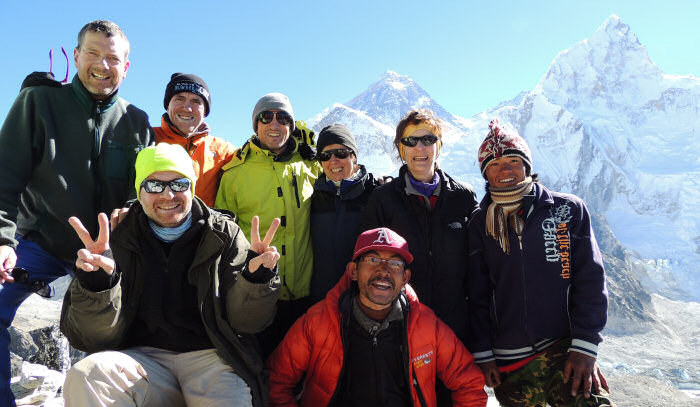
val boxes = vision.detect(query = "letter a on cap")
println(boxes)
[353,227,414,264]
[373,228,393,244]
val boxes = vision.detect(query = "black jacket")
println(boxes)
[61,198,280,407]
[310,165,380,303]
[360,166,477,343]
[331,290,414,407]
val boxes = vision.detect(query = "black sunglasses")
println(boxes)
[6,267,54,298]
[258,111,293,126]
[141,178,191,194]
[399,134,439,147]
[318,148,354,162]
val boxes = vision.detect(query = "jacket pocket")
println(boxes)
[103,140,144,180]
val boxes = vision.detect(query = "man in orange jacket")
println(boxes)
[154,73,236,206]
[267,227,487,407]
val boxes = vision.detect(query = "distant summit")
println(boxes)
[344,70,454,127]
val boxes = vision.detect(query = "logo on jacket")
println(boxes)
[447,222,462,229]
[411,350,434,369]
[542,202,573,279]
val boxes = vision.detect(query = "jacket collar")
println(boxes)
[222,135,299,171]
[313,165,371,199]
[113,196,220,260]
[394,165,458,194]
[70,74,119,113]
[326,267,418,325]
[159,114,210,143]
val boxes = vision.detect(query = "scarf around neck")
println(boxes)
[148,212,193,243]
[408,171,440,198]
[486,177,534,254]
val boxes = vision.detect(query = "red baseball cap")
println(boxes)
[352,227,414,264]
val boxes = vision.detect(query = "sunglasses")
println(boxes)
[318,148,354,162]
[399,134,439,147]
[141,178,191,194]
[258,111,293,126]
[359,256,406,272]
[6,267,54,298]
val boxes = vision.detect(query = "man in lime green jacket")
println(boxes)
[215,93,321,356]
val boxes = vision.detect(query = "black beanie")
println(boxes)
[317,124,358,157]
[163,73,211,116]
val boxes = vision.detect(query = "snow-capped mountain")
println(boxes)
[308,103,397,175]
[307,71,473,174]
[309,15,700,304]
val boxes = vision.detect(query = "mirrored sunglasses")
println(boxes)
[400,134,439,147]
[258,110,293,126]
[141,178,191,194]
[318,148,354,162]
[7,267,54,298]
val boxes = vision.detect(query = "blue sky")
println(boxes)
[0,0,697,147]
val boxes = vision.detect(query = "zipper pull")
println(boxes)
[518,235,523,250]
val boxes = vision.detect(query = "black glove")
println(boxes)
[20,72,63,92]
[292,120,317,161]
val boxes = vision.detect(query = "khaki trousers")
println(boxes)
[64,347,252,407]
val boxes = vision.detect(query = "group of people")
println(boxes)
[0,19,614,407]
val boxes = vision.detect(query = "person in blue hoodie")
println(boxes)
[467,118,613,406]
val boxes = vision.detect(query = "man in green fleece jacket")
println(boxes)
[0,20,153,406]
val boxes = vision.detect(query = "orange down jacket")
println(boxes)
[267,269,487,407]
[154,114,236,206]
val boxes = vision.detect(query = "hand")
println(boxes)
[478,360,502,388]
[563,351,596,398]
[110,207,130,231]
[68,214,115,274]
[0,245,18,284]
[248,216,281,273]
[591,361,610,394]
[377,175,393,185]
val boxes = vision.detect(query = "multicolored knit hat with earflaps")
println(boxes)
[477,118,532,178]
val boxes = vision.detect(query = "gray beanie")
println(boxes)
[252,93,295,133]
[317,124,358,157]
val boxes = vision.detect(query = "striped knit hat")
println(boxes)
[478,118,532,178]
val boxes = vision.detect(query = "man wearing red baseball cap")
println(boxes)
[267,227,487,407]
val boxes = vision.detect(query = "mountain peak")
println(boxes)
[379,70,414,90]
[592,14,640,48]
[600,14,623,31]
[537,15,661,109]
[343,71,462,130]
[381,70,407,80]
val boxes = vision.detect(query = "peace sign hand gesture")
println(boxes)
[248,216,281,273]
[68,213,115,274]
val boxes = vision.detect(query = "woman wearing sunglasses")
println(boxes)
[361,109,478,355]
[308,124,381,303]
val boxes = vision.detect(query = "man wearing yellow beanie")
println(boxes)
[60,143,281,407]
